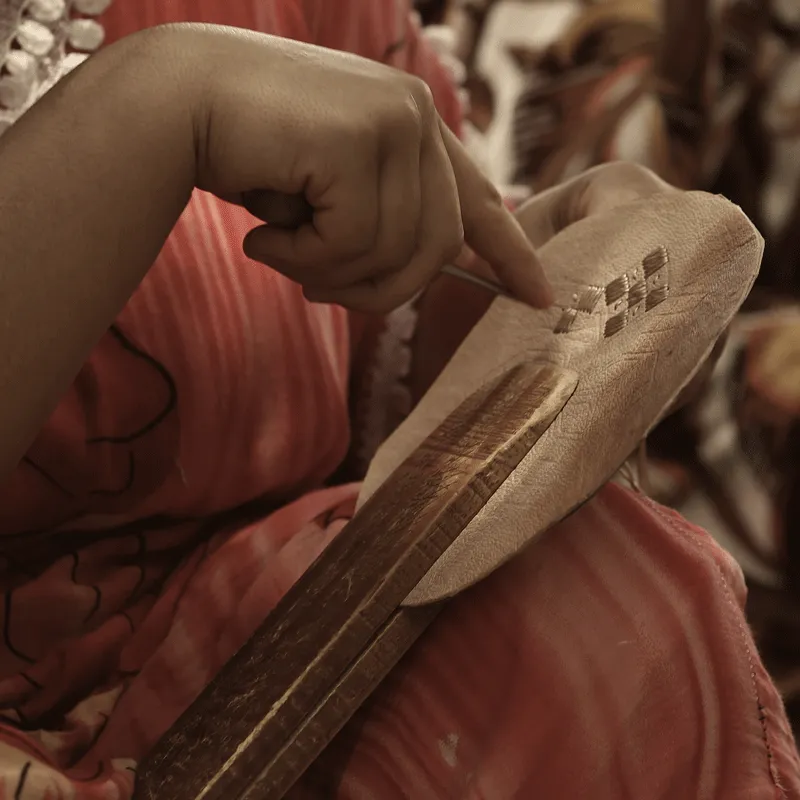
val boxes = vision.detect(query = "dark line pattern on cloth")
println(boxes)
[3,592,33,664]
[14,761,30,799]
[21,457,74,498]
[1,486,285,546]
[19,674,40,691]
[83,586,102,623]
[86,325,177,445]
[381,37,406,62]
[1,707,36,732]
[71,552,104,624]
[9,327,177,549]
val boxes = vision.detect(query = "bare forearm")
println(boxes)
[0,29,195,477]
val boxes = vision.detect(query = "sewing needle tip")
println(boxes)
[441,264,516,300]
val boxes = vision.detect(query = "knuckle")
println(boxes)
[402,74,435,117]
[385,92,425,139]
[347,116,378,148]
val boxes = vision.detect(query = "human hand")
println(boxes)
[413,163,724,405]
[513,162,678,246]
[513,162,722,413]
[173,25,552,313]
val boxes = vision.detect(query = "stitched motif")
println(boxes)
[554,246,670,336]
[553,286,603,334]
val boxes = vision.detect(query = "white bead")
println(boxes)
[28,0,66,24]
[4,50,37,79]
[0,73,34,109]
[67,18,104,51]
[16,19,55,56]
[73,0,113,14]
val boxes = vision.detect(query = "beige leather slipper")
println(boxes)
[359,190,763,606]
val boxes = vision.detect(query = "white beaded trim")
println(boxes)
[355,297,419,473]
[0,0,112,133]
[421,21,470,114]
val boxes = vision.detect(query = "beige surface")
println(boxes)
[359,191,763,606]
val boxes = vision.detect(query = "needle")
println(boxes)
[241,190,518,301]
[441,264,516,299]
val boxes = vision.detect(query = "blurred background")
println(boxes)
[414,0,800,730]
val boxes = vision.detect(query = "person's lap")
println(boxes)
[292,482,800,799]
[0,1,797,797]
[5,476,794,799]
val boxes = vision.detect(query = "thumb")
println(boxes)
[514,163,677,249]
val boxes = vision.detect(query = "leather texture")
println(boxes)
[359,191,764,606]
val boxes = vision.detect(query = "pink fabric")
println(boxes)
[298,486,800,799]
[0,1,795,798]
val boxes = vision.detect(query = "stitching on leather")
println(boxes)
[606,274,629,305]
[554,308,579,334]
[554,247,670,336]
[577,286,604,312]
[602,247,670,338]
[553,287,603,333]
[604,310,628,337]
[628,279,647,307]
[646,285,668,311]
[643,244,669,277]
[642,496,787,797]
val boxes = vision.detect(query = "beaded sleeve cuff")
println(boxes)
[0,0,111,134]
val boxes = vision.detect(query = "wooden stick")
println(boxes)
[134,361,577,800]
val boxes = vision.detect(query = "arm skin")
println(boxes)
[0,28,196,482]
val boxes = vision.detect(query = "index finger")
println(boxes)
[438,120,554,308]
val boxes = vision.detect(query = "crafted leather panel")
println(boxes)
[359,191,763,606]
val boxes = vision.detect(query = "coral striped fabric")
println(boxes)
[0,0,796,798]
[297,486,800,800]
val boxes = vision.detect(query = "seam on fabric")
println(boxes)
[642,495,787,797]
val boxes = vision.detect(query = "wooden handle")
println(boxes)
[134,361,577,800]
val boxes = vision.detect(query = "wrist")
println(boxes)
[67,24,199,192]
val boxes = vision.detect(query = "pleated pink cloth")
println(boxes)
[0,1,796,798]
